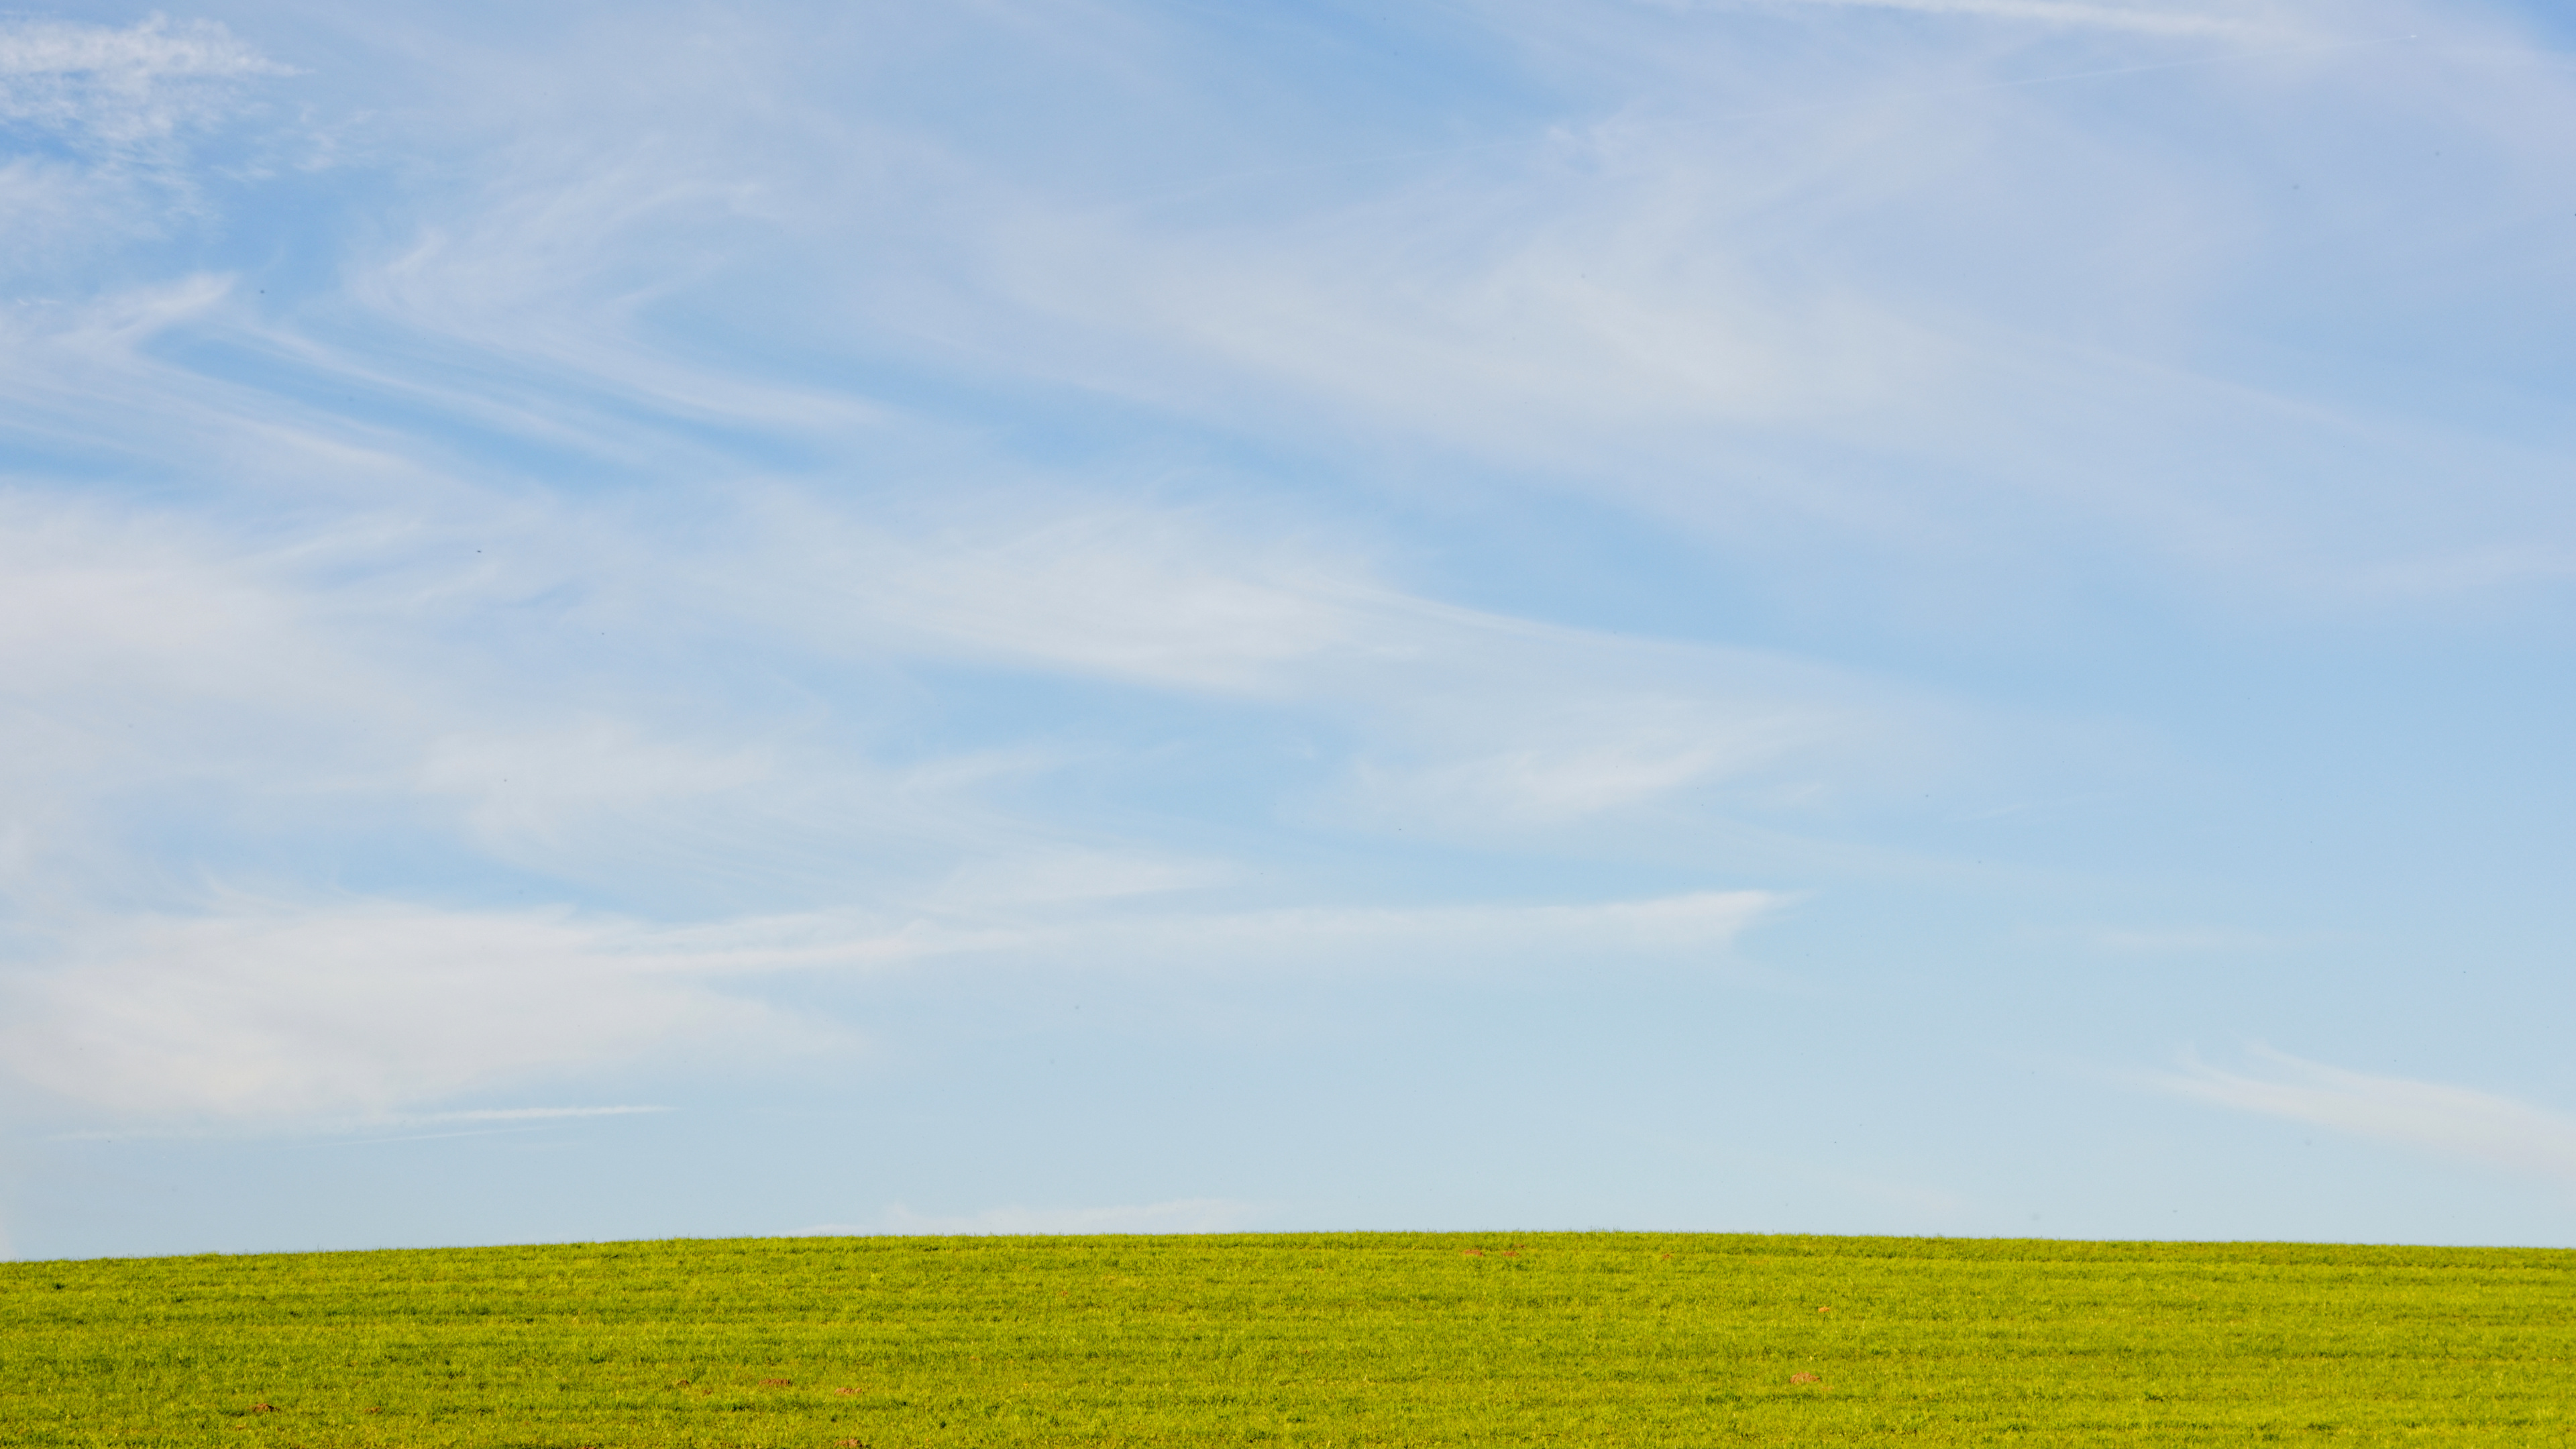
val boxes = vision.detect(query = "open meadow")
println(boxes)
[3,1232,2571,1446]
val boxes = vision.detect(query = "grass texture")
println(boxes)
[4,1232,2573,1446]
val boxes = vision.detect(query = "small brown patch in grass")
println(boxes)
[835,1387,859,1397]
[248,1404,274,1414]
[364,1407,382,1414]
[1460,1248,1484,1256]
[1817,1305,1833,1313]
[1791,1373,1821,1385]
[760,1378,794,1389]
[839,1439,866,1447]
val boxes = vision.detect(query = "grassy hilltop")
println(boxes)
[3,1231,2571,1446]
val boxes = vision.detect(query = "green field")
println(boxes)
[4,1232,2571,1446]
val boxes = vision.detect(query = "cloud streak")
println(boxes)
[0,13,288,134]
[1734,0,2271,40]
[0,903,848,1122]
[0,887,1778,1124]
[2155,1047,2576,1190]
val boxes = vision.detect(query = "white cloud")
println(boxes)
[2154,1046,2576,1189]
[419,722,780,854]
[0,478,335,708]
[0,154,131,256]
[2086,926,2330,953]
[397,1104,671,1124]
[1337,664,1898,833]
[743,494,1390,697]
[22,0,2567,620]
[726,490,1937,833]
[0,490,422,902]
[0,15,289,150]
[41,1104,674,1142]
[1728,0,2269,39]
[1063,890,1785,983]
[0,888,1777,1125]
[0,15,284,82]
[0,903,885,1122]
[957,189,1935,473]
[821,1,2576,616]
[1,462,1855,920]
[919,850,1232,913]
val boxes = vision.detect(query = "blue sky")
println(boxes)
[4,0,2575,1260]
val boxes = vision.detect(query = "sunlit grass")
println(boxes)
[4,1232,2571,1445]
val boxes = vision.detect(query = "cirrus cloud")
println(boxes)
[2154,1046,2576,1191]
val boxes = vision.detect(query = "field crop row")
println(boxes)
[4,1232,2571,1445]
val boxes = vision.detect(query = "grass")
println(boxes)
[3,1232,2572,1446]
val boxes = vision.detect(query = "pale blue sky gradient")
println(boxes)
[5,0,2575,1259]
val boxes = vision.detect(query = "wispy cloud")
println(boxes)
[2153,1047,2576,1189]
[1053,890,1786,982]
[1724,0,2271,40]
[883,1,2571,614]
[398,1105,670,1124]
[0,14,290,136]
[725,489,1935,835]
[0,887,1778,1124]
[0,904,867,1122]
[0,15,283,79]
[2085,926,2333,953]
[0,460,1923,921]
[40,1104,672,1144]
[0,452,1844,1136]
[0,12,291,225]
